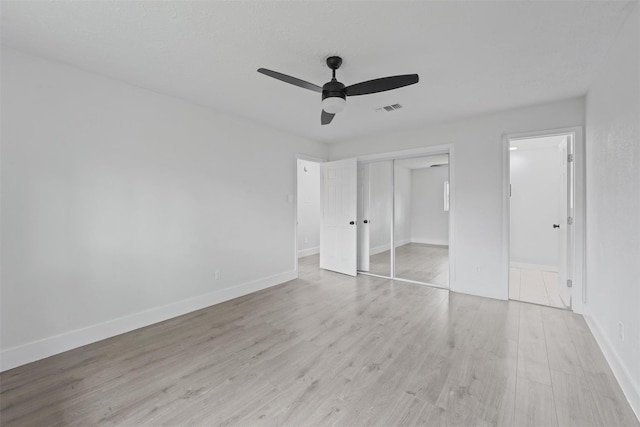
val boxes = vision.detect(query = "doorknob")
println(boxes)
[553,224,560,228]
[363,220,369,224]
[350,221,355,225]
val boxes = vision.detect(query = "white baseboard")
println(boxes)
[395,238,411,247]
[370,244,390,256]
[411,238,449,247]
[509,262,559,272]
[370,239,411,253]
[297,246,319,258]
[583,314,640,422]
[0,270,297,372]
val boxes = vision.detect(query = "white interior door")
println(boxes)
[357,164,370,271]
[320,158,358,276]
[557,137,573,307]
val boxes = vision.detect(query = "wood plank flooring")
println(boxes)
[367,243,449,287]
[510,267,568,309]
[1,255,637,426]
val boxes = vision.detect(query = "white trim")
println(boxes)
[502,135,511,300]
[0,270,297,372]
[297,246,319,258]
[370,243,391,256]
[448,146,456,289]
[583,314,640,422]
[391,159,396,278]
[356,144,452,163]
[411,238,449,247]
[394,238,412,247]
[502,126,585,312]
[509,262,559,272]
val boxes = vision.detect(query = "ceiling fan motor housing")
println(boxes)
[321,80,346,114]
[322,80,346,101]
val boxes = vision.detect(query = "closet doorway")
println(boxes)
[357,152,451,289]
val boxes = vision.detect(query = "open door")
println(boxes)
[557,136,573,307]
[357,163,370,271]
[320,158,358,276]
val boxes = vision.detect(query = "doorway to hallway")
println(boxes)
[507,134,573,309]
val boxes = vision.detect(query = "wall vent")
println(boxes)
[375,103,403,112]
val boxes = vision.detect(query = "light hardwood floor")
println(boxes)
[367,243,449,287]
[510,267,568,309]
[1,255,637,426]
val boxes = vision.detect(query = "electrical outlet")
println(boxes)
[215,269,221,281]
[618,321,625,341]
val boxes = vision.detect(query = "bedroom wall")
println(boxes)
[296,159,321,257]
[584,5,640,418]
[0,48,328,370]
[410,166,449,246]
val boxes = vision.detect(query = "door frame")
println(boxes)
[356,143,455,290]
[502,127,586,313]
[294,154,326,276]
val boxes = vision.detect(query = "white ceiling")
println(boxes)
[1,1,636,144]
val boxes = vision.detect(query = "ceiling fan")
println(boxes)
[257,56,419,125]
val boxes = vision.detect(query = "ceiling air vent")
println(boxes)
[375,103,403,112]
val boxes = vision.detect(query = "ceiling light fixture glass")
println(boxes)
[322,96,346,114]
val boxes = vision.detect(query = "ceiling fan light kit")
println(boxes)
[257,56,419,125]
[322,96,346,114]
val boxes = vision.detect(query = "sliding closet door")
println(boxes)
[394,156,450,287]
[393,160,414,279]
[362,161,393,277]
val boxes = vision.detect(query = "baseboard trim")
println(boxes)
[370,244,390,256]
[411,238,449,246]
[583,314,640,422]
[0,270,297,372]
[370,239,448,255]
[510,262,559,272]
[297,246,319,258]
[395,238,411,247]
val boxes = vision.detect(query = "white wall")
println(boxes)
[509,146,560,269]
[0,48,328,370]
[394,165,412,246]
[585,5,640,417]
[296,159,321,257]
[410,166,449,246]
[330,97,585,300]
